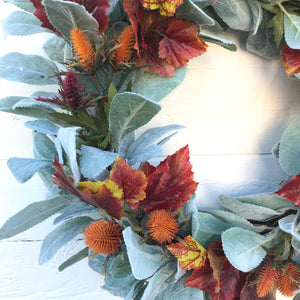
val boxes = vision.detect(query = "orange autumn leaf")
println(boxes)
[159,19,208,67]
[109,157,147,209]
[167,235,207,270]
[141,145,198,213]
[281,44,300,76]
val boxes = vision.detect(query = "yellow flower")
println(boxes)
[140,0,183,17]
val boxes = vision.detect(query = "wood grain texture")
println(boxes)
[0,3,296,299]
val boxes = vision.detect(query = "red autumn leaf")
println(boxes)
[30,0,58,33]
[281,44,300,76]
[80,185,123,219]
[141,145,198,213]
[30,0,110,33]
[184,240,248,300]
[167,235,207,270]
[275,174,300,206]
[52,157,123,219]
[159,19,208,67]
[109,157,147,209]
[123,0,178,75]
[141,161,156,177]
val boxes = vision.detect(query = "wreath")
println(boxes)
[1,0,300,299]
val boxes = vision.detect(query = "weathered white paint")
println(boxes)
[0,2,297,299]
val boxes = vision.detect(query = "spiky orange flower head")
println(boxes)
[113,26,135,65]
[70,27,95,71]
[277,263,300,297]
[256,261,279,297]
[85,220,123,255]
[147,209,179,244]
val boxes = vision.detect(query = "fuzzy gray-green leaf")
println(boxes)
[109,92,161,147]
[1,11,50,36]
[0,52,58,85]
[222,227,267,272]
[279,116,300,175]
[131,67,187,102]
[0,196,72,239]
[39,216,93,264]
[43,0,99,40]
[284,13,300,49]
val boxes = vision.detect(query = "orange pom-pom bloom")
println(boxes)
[256,262,279,297]
[277,263,300,297]
[113,26,135,64]
[85,220,123,255]
[147,209,179,244]
[70,28,95,71]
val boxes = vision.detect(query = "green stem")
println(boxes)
[277,1,300,36]
[91,74,102,95]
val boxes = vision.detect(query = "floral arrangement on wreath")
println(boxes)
[1,0,300,299]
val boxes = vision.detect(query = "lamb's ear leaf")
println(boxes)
[109,92,161,148]
[0,196,72,240]
[39,216,93,264]
[58,247,89,272]
[7,157,53,183]
[1,11,50,36]
[80,145,118,179]
[131,66,187,102]
[0,53,58,85]
[123,227,164,280]
[221,227,267,272]
[43,0,98,40]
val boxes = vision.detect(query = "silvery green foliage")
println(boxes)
[109,92,161,148]
[284,13,300,49]
[175,0,214,26]
[43,0,99,40]
[26,120,60,135]
[5,0,35,12]
[39,216,93,264]
[123,227,164,280]
[222,227,268,272]
[57,127,81,183]
[43,35,73,63]
[80,145,118,179]
[212,0,259,31]
[279,116,300,175]
[0,53,58,85]
[1,11,50,36]
[192,211,231,247]
[0,196,73,239]
[124,124,184,165]
[53,202,97,225]
[131,67,187,103]
[7,157,53,183]
[199,33,237,51]
[141,262,177,300]
[33,132,58,160]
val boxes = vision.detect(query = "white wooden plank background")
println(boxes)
[0,2,298,299]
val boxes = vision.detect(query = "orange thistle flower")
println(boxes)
[256,262,279,297]
[113,26,135,65]
[277,263,300,297]
[147,209,179,244]
[84,220,123,255]
[70,27,95,71]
